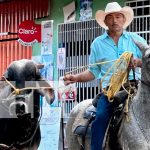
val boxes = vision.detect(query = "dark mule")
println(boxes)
[0,59,55,150]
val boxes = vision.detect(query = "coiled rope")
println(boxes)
[102,52,133,101]
[65,59,117,75]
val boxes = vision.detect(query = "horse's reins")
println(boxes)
[64,59,117,75]
[1,60,120,94]
[2,76,54,95]
[0,60,116,96]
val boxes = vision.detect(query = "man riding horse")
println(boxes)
[64,2,147,150]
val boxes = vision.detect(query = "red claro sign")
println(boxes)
[18,20,41,46]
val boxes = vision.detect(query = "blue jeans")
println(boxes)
[91,93,113,150]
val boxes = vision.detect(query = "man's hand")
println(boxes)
[63,74,77,85]
[132,58,142,68]
[129,57,142,69]
[63,70,95,86]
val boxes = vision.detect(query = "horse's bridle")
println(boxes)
[0,77,42,149]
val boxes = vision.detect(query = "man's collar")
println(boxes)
[122,30,128,38]
[101,31,109,40]
[101,30,128,40]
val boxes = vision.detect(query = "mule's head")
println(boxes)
[133,41,150,84]
[1,59,55,118]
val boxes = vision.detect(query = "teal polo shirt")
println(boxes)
[88,31,147,88]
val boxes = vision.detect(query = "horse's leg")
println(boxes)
[25,127,41,150]
[66,114,81,150]
[77,136,91,150]
[66,99,93,150]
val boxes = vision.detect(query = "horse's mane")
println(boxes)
[0,81,11,100]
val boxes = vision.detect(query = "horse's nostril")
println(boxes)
[16,103,25,115]
[9,101,29,117]
[16,96,25,102]
[26,89,32,94]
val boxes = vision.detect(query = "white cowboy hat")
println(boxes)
[95,2,134,30]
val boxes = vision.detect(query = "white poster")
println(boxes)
[57,48,66,70]
[40,54,54,81]
[58,77,77,101]
[41,20,53,54]
[63,1,76,23]
[39,100,61,150]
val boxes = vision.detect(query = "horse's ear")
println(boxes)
[32,60,44,80]
[3,70,9,79]
[37,64,44,69]
[0,70,9,81]
[132,39,150,52]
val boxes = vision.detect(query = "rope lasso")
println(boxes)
[101,52,133,101]
[64,52,133,102]
[64,59,117,76]
[2,52,132,100]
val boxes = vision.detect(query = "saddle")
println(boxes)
[73,105,96,137]
[73,90,128,139]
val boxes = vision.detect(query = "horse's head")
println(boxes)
[133,41,150,84]
[0,59,55,118]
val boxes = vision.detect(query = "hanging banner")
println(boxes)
[18,20,41,46]
[41,20,53,54]
[57,47,66,70]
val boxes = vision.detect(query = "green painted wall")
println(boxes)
[33,0,125,80]
[50,0,80,80]
[93,0,125,17]
[32,19,50,56]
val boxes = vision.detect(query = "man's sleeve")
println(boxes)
[88,42,101,79]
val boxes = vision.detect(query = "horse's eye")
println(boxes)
[26,89,32,94]
[26,74,34,81]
